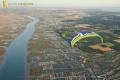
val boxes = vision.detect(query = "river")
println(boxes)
[0,16,39,80]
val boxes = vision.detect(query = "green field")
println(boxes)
[98,32,120,51]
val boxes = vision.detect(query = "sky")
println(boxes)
[1,0,120,9]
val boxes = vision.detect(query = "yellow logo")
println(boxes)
[3,0,8,9]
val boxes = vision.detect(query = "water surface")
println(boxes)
[0,16,39,80]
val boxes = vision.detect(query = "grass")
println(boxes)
[0,48,5,56]
[30,69,42,77]
[98,32,120,51]
[0,58,3,61]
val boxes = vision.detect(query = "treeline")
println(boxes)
[62,13,120,26]
[113,30,120,35]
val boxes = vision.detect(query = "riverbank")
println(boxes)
[25,62,31,80]
[0,47,7,68]
[0,11,33,69]
[0,16,39,80]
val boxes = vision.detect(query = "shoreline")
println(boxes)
[0,46,7,69]
[0,60,3,68]
[0,16,39,80]
[25,55,31,80]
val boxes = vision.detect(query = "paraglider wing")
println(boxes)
[70,32,103,47]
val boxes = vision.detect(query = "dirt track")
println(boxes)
[113,39,120,43]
